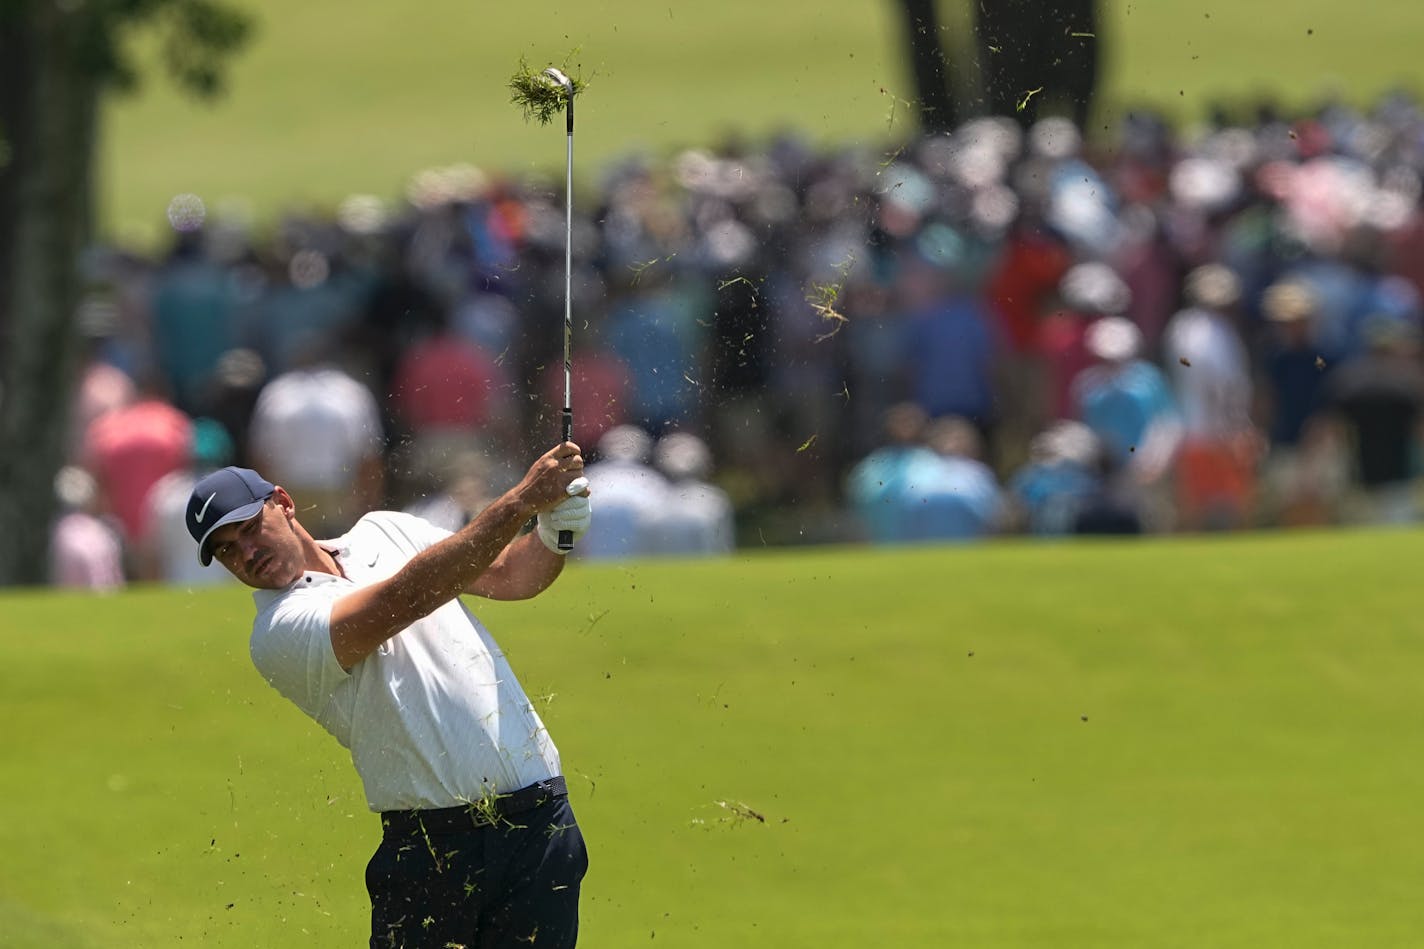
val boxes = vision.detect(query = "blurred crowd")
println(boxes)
[52,91,1424,588]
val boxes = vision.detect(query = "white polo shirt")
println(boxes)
[249,510,561,812]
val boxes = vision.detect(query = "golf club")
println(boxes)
[544,66,576,552]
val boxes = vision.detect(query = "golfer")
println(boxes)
[186,441,593,948]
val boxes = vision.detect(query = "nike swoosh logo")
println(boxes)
[195,492,217,523]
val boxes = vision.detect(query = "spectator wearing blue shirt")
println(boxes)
[1007,421,1106,536]
[897,416,1003,542]
[150,230,240,415]
[605,270,702,434]
[900,241,1000,449]
[1071,316,1180,471]
[846,402,934,544]
[1071,315,1181,529]
[1256,279,1341,526]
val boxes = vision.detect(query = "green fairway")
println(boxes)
[5,529,1424,947]
[99,0,1424,243]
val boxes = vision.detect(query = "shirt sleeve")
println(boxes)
[367,509,454,552]
[249,588,349,723]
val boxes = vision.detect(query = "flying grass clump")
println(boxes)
[807,253,857,341]
[508,57,587,125]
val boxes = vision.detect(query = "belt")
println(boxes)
[380,776,567,836]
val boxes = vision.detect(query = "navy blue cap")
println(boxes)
[186,467,275,565]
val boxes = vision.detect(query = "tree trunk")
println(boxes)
[975,0,1100,128]
[0,6,99,586]
[893,0,958,133]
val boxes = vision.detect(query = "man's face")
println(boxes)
[208,495,304,589]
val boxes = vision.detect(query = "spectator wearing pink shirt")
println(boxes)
[79,377,193,546]
[389,317,518,497]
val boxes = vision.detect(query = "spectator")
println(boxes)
[79,374,194,547]
[245,237,368,378]
[898,416,1003,542]
[200,348,267,469]
[1315,315,1424,525]
[645,431,736,556]
[387,309,518,503]
[50,466,126,591]
[68,298,137,461]
[1044,262,1132,422]
[1162,264,1261,530]
[604,266,702,434]
[901,239,1001,454]
[149,229,241,415]
[984,200,1073,469]
[1256,279,1342,526]
[535,311,636,456]
[1071,315,1180,475]
[136,417,237,585]
[246,355,385,537]
[846,402,934,544]
[1071,315,1180,530]
[1006,420,1106,536]
[577,424,670,559]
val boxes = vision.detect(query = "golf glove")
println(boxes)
[537,480,592,554]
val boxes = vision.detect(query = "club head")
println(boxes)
[542,67,574,94]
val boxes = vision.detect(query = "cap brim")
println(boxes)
[197,500,266,566]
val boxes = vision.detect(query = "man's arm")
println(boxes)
[327,442,583,670]
[465,530,566,600]
[469,476,591,599]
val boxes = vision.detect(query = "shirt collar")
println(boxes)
[251,551,349,609]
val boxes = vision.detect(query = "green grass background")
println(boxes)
[99,0,1424,244]
[5,529,1424,947]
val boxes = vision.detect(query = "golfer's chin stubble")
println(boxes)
[230,554,302,590]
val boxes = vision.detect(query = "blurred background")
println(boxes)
[5,0,1424,587]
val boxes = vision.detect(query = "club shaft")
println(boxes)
[558,87,575,551]
[562,94,574,439]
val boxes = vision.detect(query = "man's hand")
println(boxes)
[515,442,588,515]
[537,478,591,554]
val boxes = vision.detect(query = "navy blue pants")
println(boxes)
[367,791,588,948]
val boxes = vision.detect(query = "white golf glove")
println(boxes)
[537,478,591,554]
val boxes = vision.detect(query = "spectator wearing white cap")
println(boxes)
[1070,314,1181,529]
[644,431,735,556]
[576,424,670,559]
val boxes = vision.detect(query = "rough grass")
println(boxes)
[99,0,1424,243]
[4,529,1424,946]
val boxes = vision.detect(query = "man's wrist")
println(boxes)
[503,488,542,525]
